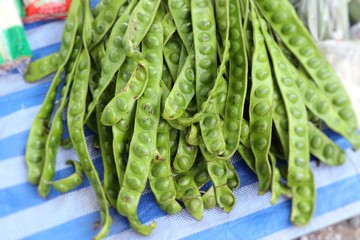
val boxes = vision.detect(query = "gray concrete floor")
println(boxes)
[299,216,360,240]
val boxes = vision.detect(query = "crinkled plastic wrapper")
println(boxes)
[318,41,360,127]
[23,0,72,23]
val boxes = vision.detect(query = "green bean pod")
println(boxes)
[294,70,360,149]
[269,154,292,205]
[272,82,290,158]
[169,127,180,157]
[92,0,111,17]
[24,53,59,82]
[68,2,112,239]
[260,16,310,187]
[201,147,236,213]
[291,169,315,226]
[177,44,188,77]
[149,119,182,215]
[240,118,251,148]
[163,49,195,120]
[255,0,358,131]
[53,160,84,193]
[168,0,193,53]
[190,154,211,187]
[85,8,131,121]
[249,6,273,194]
[96,87,119,207]
[162,62,173,90]
[237,143,256,173]
[202,186,216,209]
[163,33,182,80]
[226,160,240,190]
[175,172,204,220]
[100,62,149,126]
[25,0,81,185]
[173,131,198,173]
[308,122,347,166]
[162,12,177,46]
[186,124,203,146]
[192,0,218,108]
[242,0,253,60]
[37,49,81,198]
[117,18,163,221]
[220,0,248,159]
[112,58,138,187]
[89,0,127,50]
[216,76,228,118]
[124,0,161,53]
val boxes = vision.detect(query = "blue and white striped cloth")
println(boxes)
[1,5,360,240]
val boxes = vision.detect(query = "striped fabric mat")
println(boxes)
[1,3,360,240]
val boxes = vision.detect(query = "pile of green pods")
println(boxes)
[24,0,360,238]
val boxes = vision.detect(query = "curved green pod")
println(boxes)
[101,62,149,126]
[24,53,59,82]
[149,119,182,215]
[291,169,315,226]
[25,0,81,185]
[168,0,193,53]
[89,0,127,50]
[163,48,195,120]
[249,5,273,194]
[255,0,358,131]
[68,2,112,239]
[308,122,347,166]
[173,131,198,173]
[53,160,84,193]
[175,172,204,220]
[116,18,163,236]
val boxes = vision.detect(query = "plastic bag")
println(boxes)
[291,0,351,41]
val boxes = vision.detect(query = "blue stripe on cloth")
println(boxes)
[0,127,94,161]
[0,157,103,218]
[183,174,360,240]
[0,83,50,117]
[31,42,61,61]
[24,20,56,31]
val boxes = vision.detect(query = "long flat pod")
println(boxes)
[25,0,81,184]
[255,0,358,131]
[68,1,112,239]
[259,16,310,187]
[249,3,273,194]
[85,0,161,122]
[221,0,248,158]
[168,0,193,53]
[37,48,81,198]
[116,17,163,236]
[89,0,127,50]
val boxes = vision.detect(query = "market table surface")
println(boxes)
[0,5,360,240]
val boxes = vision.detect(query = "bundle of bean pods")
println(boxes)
[24,0,360,238]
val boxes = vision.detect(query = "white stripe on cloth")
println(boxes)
[260,201,360,240]
[0,105,40,141]
[0,135,100,190]
[106,156,360,240]
[0,186,99,240]
[0,73,53,97]
[26,21,64,51]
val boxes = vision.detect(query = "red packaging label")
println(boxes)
[23,0,72,23]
